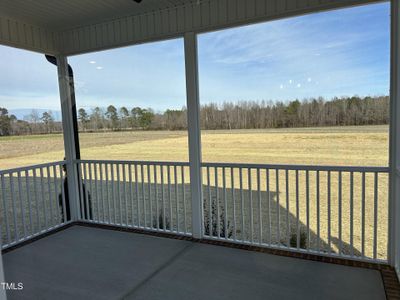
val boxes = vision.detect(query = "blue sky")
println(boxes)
[0,2,390,114]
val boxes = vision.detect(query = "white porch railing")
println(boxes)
[76,160,192,236]
[0,161,70,249]
[202,163,389,262]
[0,160,389,263]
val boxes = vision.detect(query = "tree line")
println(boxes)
[78,105,156,131]
[199,95,389,130]
[0,109,62,136]
[78,96,388,131]
[0,95,390,136]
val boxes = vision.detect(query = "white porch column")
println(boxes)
[389,0,400,272]
[56,55,81,221]
[184,32,203,239]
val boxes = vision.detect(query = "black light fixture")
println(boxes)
[133,0,143,3]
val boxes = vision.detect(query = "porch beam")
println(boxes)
[56,55,81,221]
[184,32,203,239]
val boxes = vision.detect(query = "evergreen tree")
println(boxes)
[78,108,89,131]
[40,111,54,133]
[0,107,11,136]
[105,105,119,130]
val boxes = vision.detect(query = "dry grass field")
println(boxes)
[0,125,390,260]
[0,125,388,169]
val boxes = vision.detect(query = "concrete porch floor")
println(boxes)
[3,225,386,300]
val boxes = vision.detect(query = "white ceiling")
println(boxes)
[0,0,192,30]
[0,0,382,55]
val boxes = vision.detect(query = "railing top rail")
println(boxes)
[201,162,389,173]
[0,161,66,176]
[0,160,389,175]
[76,159,190,167]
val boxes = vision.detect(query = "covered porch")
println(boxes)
[1,0,400,299]
[3,224,388,300]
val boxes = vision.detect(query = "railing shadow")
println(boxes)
[203,185,334,254]
[0,175,368,258]
[0,174,64,245]
[330,236,362,257]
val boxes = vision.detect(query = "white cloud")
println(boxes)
[96,66,103,70]
[89,61,96,64]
